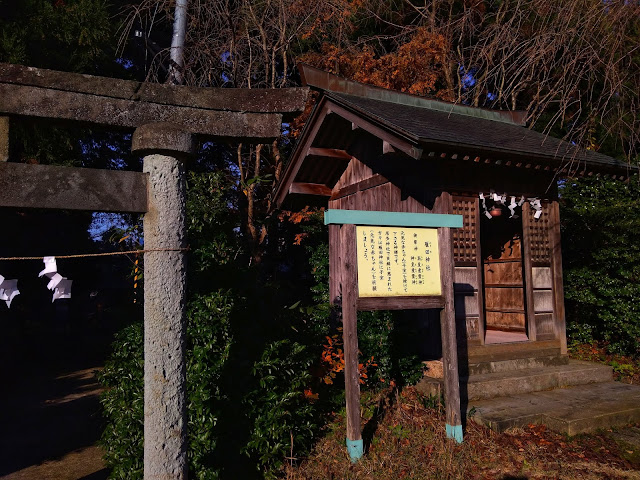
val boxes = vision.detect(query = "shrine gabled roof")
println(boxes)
[275,65,633,207]
[326,92,623,169]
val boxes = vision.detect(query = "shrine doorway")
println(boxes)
[480,211,529,344]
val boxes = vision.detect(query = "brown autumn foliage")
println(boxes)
[317,331,377,387]
[299,0,640,161]
[120,0,640,263]
[300,28,454,100]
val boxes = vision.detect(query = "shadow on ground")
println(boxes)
[0,315,119,480]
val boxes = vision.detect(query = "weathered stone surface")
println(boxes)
[0,162,148,212]
[466,354,569,376]
[462,360,612,401]
[0,116,8,161]
[132,122,194,157]
[0,62,309,117]
[418,358,640,435]
[143,153,188,479]
[469,381,640,435]
[0,83,283,140]
[418,359,612,401]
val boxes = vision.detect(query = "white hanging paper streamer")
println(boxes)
[46,273,63,291]
[52,278,72,302]
[38,256,72,302]
[529,198,543,219]
[482,192,539,220]
[479,193,492,219]
[39,257,57,277]
[492,193,506,205]
[508,196,518,218]
[0,278,20,308]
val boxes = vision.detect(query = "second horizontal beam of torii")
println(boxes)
[0,162,148,213]
[0,63,313,480]
[0,63,309,141]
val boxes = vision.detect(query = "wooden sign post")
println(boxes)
[325,209,464,462]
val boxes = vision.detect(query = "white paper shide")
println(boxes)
[38,256,72,302]
[0,274,20,308]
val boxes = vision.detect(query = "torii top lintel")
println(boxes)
[0,63,309,141]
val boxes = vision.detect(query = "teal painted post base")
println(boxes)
[346,438,364,463]
[446,424,464,444]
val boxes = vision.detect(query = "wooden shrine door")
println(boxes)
[481,214,528,340]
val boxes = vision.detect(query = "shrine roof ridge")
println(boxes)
[298,63,527,126]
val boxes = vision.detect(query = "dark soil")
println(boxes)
[0,311,119,480]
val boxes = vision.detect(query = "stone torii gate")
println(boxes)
[0,62,308,479]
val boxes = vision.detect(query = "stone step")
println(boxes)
[469,381,640,435]
[465,353,569,376]
[465,340,562,365]
[417,360,613,401]
[465,360,612,400]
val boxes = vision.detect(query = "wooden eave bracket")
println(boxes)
[307,147,352,160]
[289,182,332,196]
[275,100,333,207]
[274,97,425,208]
[325,101,423,160]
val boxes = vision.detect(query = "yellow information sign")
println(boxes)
[356,226,441,297]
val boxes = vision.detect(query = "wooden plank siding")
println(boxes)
[521,201,538,341]
[523,201,557,341]
[452,196,483,344]
[327,152,565,352]
[551,200,568,354]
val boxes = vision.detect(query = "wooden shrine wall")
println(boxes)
[328,156,448,214]
[522,200,563,342]
[328,155,450,358]
[328,149,565,350]
[451,197,483,344]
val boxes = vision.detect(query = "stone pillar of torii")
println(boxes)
[0,62,309,479]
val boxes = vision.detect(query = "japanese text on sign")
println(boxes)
[356,226,441,297]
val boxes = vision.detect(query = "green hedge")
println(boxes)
[561,175,640,356]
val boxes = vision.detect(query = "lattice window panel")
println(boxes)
[529,202,551,264]
[452,198,477,263]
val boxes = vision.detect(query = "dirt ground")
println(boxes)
[285,387,640,480]
[0,315,116,480]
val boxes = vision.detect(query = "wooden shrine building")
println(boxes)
[275,64,632,370]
